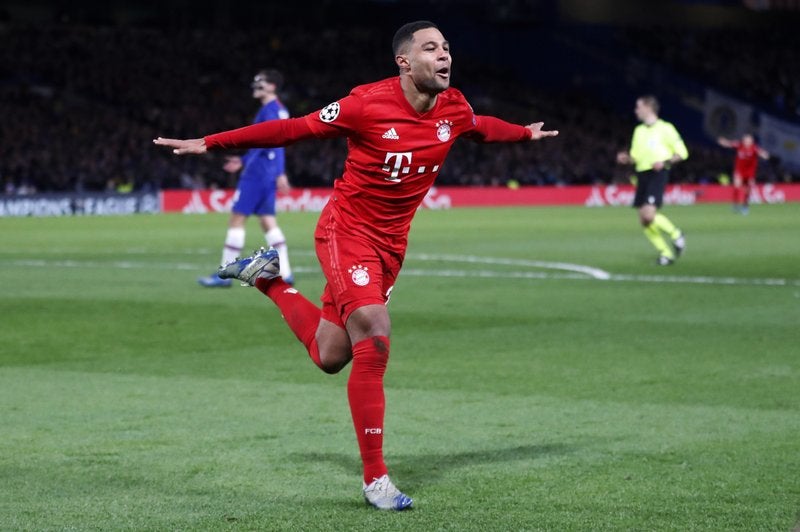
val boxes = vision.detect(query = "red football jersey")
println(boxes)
[206,76,532,251]
[732,141,760,178]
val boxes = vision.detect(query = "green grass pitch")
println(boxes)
[1,203,798,531]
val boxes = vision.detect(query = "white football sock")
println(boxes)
[221,227,245,267]
[265,227,292,279]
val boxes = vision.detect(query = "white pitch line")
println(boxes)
[412,252,611,280]
[10,259,202,271]
[607,273,794,286]
[409,253,799,286]
[400,268,800,287]
[4,257,798,288]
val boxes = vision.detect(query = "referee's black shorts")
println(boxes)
[633,168,669,208]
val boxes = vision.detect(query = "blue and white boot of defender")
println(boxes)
[217,247,280,287]
[363,475,413,511]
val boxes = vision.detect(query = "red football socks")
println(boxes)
[348,335,390,483]
[256,278,391,482]
[255,277,323,369]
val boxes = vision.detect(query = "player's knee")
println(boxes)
[319,351,352,374]
[638,208,655,226]
[315,329,353,374]
[346,305,391,340]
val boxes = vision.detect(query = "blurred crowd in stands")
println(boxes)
[0,19,796,195]
[619,26,800,120]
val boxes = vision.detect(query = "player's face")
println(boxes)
[252,81,269,99]
[251,75,274,100]
[406,27,451,93]
[634,99,651,122]
[742,134,754,146]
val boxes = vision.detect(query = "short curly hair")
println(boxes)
[392,20,439,56]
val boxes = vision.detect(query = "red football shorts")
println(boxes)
[734,165,756,183]
[314,215,403,329]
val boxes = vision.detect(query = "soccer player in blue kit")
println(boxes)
[198,69,294,287]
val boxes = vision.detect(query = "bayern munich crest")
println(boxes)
[436,120,453,142]
[319,101,341,123]
[348,264,370,286]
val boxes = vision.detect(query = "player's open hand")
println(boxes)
[153,137,207,155]
[526,122,559,140]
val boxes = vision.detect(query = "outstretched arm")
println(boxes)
[154,116,320,155]
[757,147,770,160]
[717,137,735,148]
[466,115,558,143]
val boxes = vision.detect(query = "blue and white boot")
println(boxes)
[363,475,413,511]
[217,247,280,287]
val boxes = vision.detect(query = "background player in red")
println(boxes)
[717,134,769,215]
[155,20,558,511]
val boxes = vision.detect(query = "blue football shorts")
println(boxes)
[232,178,277,216]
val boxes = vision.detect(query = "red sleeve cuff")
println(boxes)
[472,115,531,143]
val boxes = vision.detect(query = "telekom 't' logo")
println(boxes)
[382,152,412,182]
[382,152,440,183]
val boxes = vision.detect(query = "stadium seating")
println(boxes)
[1,8,797,194]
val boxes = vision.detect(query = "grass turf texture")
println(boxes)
[1,203,798,531]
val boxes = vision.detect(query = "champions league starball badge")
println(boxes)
[319,101,341,123]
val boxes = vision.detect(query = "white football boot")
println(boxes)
[363,475,413,511]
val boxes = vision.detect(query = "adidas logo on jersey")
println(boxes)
[382,127,400,140]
